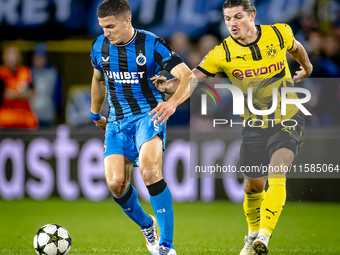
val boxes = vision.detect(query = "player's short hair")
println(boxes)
[97,0,132,19]
[223,0,256,15]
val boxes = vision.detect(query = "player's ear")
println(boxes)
[125,17,131,27]
[250,12,256,22]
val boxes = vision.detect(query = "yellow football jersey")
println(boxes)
[197,23,299,129]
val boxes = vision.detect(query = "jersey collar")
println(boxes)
[114,29,138,47]
[230,25,262,47]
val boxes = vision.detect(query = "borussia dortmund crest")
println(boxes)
[266,44,277,58]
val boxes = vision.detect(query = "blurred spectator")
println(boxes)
[305,31,340,126]
[198,34,219,58]
[170,32,191,64]
[188,34,219,69]
[321,35,340,67]
[314,0,337,35]
[0,46,38,129]
[31,43,63,127]
[308,31,340,78]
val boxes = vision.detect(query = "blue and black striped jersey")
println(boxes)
[91,29,183,121]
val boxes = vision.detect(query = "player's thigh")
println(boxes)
[269,148,294,175]
[138,135,163,185]
[240,130,269,179]
[104,154,134,195]
[267,128,304,175]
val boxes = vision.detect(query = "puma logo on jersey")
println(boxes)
[265,208,278,216]
[237,55,246,61]
[102,56,110,62]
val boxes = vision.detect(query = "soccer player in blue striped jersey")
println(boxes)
[90,1,194,254]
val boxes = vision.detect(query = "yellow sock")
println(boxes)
[260,174,286,238]
[243,190,265,234]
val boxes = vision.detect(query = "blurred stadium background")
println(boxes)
[0,0,340,254]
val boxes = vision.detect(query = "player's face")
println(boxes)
[98,15,131,45]
[223,6,255,40]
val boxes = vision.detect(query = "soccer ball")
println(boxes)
[33,224,72,255]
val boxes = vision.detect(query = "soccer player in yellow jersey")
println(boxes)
[152,0,313,254]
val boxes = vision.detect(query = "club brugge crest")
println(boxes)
[136,53,147,66]
[266,44,278,58]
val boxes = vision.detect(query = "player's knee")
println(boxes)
[139,162,162,185]
[244,179,266,194]
[106,177,128,197]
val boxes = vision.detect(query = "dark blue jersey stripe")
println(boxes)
[117,46,142,115]
[135,31,158,109]
[101,37,124,120]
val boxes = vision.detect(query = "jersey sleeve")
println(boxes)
[276,23,295,51]
[153,38,183,73]
[90,45,101,71]
[196,45,223,77]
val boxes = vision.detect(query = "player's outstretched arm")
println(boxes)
[288,39,313,83]
[90,68,107,130]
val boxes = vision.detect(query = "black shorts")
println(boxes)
[239,111,305,178]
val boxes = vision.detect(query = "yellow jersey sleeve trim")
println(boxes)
[196,66,216,77]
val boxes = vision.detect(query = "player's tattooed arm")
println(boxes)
[288,39,313,83]
[91,68,107,130]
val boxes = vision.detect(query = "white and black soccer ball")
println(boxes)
[33,224,72,255]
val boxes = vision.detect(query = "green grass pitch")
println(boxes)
[0,198,339,254]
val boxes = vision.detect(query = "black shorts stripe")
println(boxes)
[249,44,262,61]
[135,32,158,109]
[196,66,216,77]
[117,46,142,115]
[101,37,124,120]
[271,26,284,49]
[222,41,231,62]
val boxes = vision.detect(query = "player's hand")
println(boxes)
[151,75,168,92]
[293,65,313,83]
[149,101,177,125]
[94,116,107,130]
